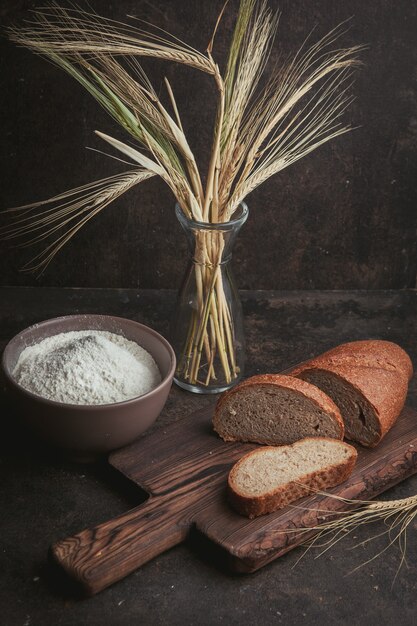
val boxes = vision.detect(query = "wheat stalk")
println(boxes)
[9,5,215,74]
[268,490,417,581]
[1,170,154,273]
[220,1,278,200]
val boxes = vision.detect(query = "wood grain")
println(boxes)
[51,404,417,595]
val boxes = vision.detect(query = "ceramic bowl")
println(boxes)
[1,314,176,460]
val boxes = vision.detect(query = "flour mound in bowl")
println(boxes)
[12,330,161,405]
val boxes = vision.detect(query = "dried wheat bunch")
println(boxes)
[2,1,363,387]
[3,0,362,267]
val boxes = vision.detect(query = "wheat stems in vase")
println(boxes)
[3,1,363,390]
[173,204,247,391]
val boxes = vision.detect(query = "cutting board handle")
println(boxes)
[51,496,186,595]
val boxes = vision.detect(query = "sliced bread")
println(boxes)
[289,340,413,447]
[213,374,344,445]
[228,437,357,518]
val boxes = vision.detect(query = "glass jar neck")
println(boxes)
[175,203,248,264]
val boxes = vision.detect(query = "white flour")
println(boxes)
[13,330,161,405]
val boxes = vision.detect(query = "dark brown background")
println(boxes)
[1,0,417,289]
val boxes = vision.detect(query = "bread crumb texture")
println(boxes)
[228,438,357,518]
[213,374,344,445]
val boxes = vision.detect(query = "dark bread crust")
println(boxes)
[228,438,358,518]
[213,374,345,442]
[289,340,413,447]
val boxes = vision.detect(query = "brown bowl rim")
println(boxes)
[1,314,176,410]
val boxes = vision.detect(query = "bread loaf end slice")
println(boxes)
[228,438,357,518]
[213,374,344,445]
[290,340,413,447]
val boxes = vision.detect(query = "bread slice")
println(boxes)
[213,374,344,445]
[289,340,413,447]
[228,438,357,518]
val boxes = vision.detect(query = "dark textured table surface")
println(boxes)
[1,288,417,626]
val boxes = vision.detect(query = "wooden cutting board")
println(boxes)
[51,404,417,595]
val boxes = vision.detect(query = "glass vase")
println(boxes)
[171,202,249,394]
